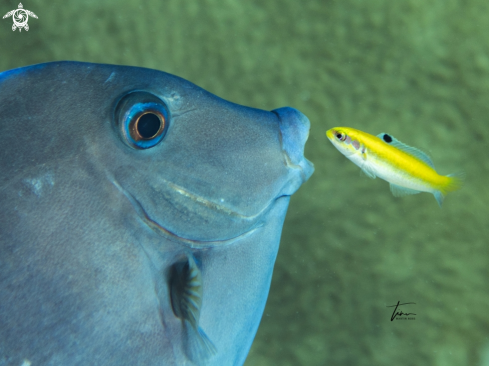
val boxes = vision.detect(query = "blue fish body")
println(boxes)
[0,62,313,365]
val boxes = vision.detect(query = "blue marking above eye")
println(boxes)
[115,91,170,149]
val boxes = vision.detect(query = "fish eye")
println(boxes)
[114,91,170,149]
[336,132,347,141]
[133,112,163,139]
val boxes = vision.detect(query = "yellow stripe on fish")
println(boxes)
[326,127,465,207]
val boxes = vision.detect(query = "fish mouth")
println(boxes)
[274,107,314,186]
[109,175,274,248]
[326,128,342,143]
[326,128,356,156]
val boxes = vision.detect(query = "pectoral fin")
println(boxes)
[170,255,216,363]
[359,159,377,179]
[359,167,376,179]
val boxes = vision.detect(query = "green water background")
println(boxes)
[1,0,488,365]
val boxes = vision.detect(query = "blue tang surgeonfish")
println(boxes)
[0,62,314,366]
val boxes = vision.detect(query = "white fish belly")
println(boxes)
[372,159,434,193]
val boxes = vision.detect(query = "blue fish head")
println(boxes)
[0,62,313,365]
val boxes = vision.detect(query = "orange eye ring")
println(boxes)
[114,91,170,149]
[130,111,166,141]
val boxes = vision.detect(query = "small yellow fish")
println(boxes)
[326,127,465,207]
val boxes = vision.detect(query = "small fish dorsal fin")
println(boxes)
[377,133,435,169]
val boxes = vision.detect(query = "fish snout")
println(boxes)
[326,128,336,141]
[272,107,314,193]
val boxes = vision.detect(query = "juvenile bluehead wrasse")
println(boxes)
[326,127,465,207]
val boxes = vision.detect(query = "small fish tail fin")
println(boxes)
[445,171,466,192]
[433,171,466,207]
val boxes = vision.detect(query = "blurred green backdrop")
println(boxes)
[1,0,488,365]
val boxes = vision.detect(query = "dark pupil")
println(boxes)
[336,133,343,139]
[383,134,393,143]
[138,113,161,139]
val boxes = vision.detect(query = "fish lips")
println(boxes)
[274,106,315,193]
[326,128,357,157]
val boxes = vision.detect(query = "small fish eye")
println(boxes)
[336,132,347,141]
[114,91,170,149]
